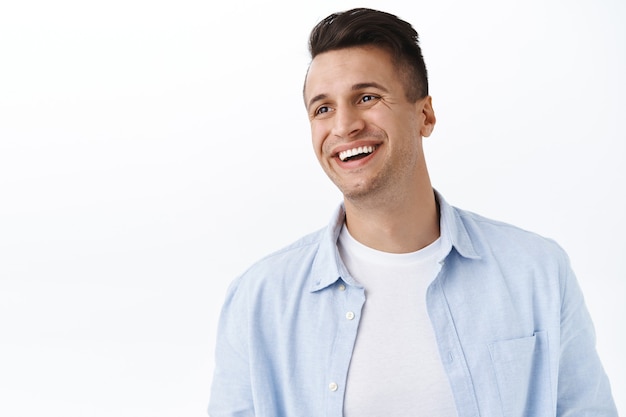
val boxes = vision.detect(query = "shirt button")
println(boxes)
[345,311,355,320]
[329,382,338,392]
[338,284,346,291]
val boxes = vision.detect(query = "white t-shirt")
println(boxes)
[338,225,458,417]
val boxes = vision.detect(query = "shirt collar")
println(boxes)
[309,204,349,292]
[435,189,481,261]
[308,190,480,292]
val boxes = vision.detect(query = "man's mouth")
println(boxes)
[338,146,376,162]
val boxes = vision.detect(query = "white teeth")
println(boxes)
[339,146,375,161]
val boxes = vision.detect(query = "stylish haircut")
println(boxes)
[308,8,429,102]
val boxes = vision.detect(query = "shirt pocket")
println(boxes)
[488,331,552,417]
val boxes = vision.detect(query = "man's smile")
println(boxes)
[339,146,377,162]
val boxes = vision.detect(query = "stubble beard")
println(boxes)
[334,142,421,210]
[334,157,406,210]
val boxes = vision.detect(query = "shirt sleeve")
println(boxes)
[208,277,255,417]
[556,254,617,416]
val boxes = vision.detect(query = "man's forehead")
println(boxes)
[304,46,395,100]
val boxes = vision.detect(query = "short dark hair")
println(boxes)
[308,8,429,102]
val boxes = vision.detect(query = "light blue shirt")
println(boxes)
[208,192,617,416]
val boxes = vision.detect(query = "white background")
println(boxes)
[1,0,624,415]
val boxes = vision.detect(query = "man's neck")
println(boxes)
[343,186,440,254]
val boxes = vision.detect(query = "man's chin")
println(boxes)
[337,182,385,205]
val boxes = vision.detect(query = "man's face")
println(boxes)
[303,46,435,204]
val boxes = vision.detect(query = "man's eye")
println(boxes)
[361,95,378,103]
[316,106,330,115]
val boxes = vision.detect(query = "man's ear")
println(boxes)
[419,96,436,137]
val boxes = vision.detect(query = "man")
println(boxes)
[209,8,617,417]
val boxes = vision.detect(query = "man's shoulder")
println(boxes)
[231,226,329,291]
[453,205,567,261]
[256,227,327,266]
[456,206,555,241]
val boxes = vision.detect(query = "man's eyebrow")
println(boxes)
[351,82,389,93]
[307,82,390,110]
[307,93,327,110]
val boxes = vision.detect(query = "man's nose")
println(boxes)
[331,107,365,139]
